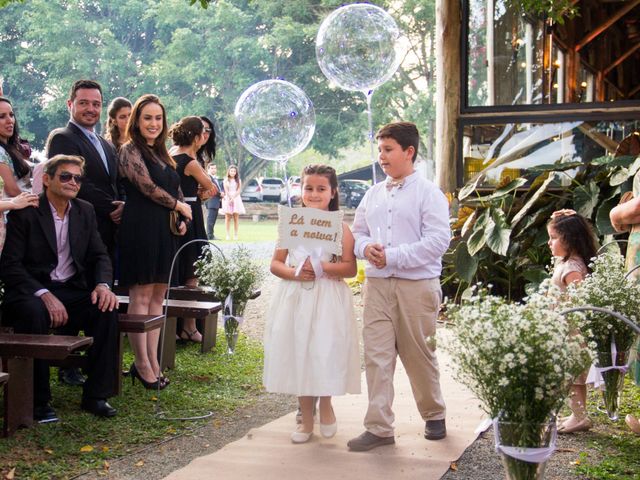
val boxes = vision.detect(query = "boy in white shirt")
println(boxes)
[348,122,451,451]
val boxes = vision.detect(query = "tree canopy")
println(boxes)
[0,0,435,179]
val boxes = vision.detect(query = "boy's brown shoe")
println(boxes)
[424,419,447,440]
[347,431,395,451]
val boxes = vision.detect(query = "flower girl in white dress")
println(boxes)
[263,164,361,444]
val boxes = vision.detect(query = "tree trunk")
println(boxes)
[435,0,461,194]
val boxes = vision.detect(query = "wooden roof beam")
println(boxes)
[575,0,640,52]
[628,83,640,98]
[604,42,640,74]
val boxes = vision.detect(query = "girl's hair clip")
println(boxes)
[551,209,577,219]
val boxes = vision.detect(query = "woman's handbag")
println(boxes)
[169,211,183,235]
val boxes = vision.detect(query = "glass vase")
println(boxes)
[595,349,629,421]
[223,314,243,355]
[495,417,555,480]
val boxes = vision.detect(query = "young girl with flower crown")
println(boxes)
[547,209,599,433]
[263,164,361,444]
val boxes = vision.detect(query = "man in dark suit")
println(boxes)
[0,155,120,422]
[47,80,123,386]
[205,163,223,240]
[47,79,123,259]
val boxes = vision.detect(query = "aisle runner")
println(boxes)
[164,347,484,480]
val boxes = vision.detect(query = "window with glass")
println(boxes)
[461,118,640,188]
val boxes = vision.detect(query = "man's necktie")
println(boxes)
[88,132,109,173]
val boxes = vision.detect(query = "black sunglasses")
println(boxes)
[57,172,83,184]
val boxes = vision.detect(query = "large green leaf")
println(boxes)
[595,196,620,236]
[464,178,527,203]
[528,161,583,172]
[458,177,481,201]
[573,181,600,218]
[485,209,512,256]
[453,241,478,283]
[511,174,555,228]
[467,226,487,256]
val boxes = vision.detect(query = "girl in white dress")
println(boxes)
[263,164,361,444]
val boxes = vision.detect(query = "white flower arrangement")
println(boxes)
[445,285,592,425]
[568,250,640,356]
[194,245,265,319]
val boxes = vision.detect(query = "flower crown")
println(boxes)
[550,209,577,220]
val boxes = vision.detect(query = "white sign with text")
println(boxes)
[276,205,343,255]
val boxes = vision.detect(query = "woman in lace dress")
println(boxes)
[118,94,192,389]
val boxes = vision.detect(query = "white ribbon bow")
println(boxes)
[493,418,557,464]
[292,246,324,278]
[588,339,630,388]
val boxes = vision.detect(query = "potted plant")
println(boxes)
[195,245,264,353]
[445,286,592,479]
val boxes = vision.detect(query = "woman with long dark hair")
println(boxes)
[104,97,132,151]
[0,97,31,196]
[118,94,192,389]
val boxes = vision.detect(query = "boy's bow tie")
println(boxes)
[386,179,405,190]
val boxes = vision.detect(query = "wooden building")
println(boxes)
[436,0,640,193]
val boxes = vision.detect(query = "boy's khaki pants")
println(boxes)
[362,277,446,437]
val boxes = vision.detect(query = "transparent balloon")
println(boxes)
[316,4,403,93]
[234,80,316,162]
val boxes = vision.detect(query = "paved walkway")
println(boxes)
[163,345,484,480]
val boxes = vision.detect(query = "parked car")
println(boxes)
[241,178,263,202]
[280,175,302,205]
[261,177,284,202]
[338,179,370,209]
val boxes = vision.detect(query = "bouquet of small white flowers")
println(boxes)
[568,250,640,418]
[445,285,592,479]
[195,245,264,350]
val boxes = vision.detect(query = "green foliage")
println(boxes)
[0,0,437,184]
[510,0,578,25]
[0,338,265,479]
[446,153,640,301]
[572,378,640,479]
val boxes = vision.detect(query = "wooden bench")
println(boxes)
[0,333,92,437]
[116,296,222,370]
[49,313,164,396]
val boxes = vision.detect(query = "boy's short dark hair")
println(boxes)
[69,80,103,101]
[376,122,419,162]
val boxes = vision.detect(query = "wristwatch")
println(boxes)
[97,283,111,290]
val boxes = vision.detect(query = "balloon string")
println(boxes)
[366,89,377,184]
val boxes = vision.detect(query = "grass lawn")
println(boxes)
[0,335,265,480]
[572,377,640,479]
[213,219,278,244]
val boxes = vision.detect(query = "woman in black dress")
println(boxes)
[118,94,192,388]
[169,116,217,343]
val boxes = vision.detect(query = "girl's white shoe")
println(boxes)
[319,421,337,439]
[291,429,313,444]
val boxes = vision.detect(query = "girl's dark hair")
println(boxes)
[105,97,132,149]
[301,163,339,211]
[226,165,240,185]
[125,94,175,168]
[169,116,204,147]
[197,116,216,164]
[549,214,599,269]
[0,97,30,179]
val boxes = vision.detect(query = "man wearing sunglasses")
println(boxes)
[47,79,123,387]
[0,154,120,422]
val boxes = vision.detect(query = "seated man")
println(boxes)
[0,154,119,422]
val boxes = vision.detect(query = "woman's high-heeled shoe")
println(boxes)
[130,362,166,390]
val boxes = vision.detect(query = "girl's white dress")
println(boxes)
[263,248,361,396]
